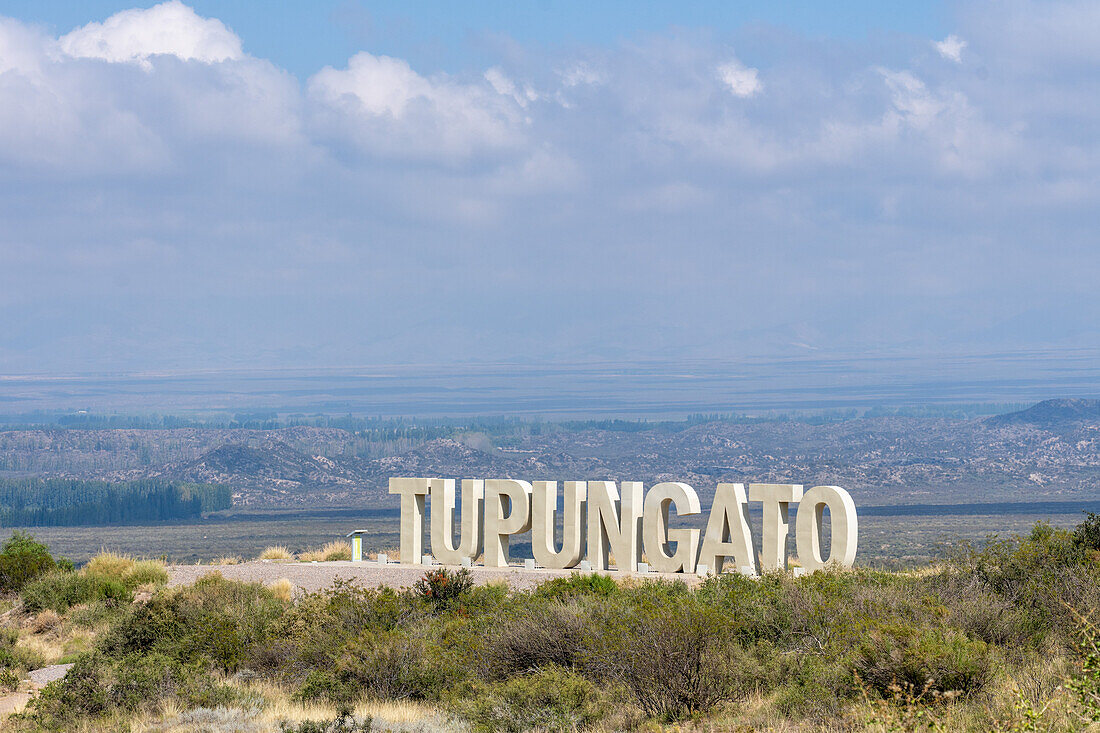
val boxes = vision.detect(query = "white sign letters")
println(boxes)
[388,478,857,575]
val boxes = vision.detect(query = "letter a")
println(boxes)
[698,483,756,574]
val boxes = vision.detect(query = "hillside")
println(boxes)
[1,408,1098,507]
[986,398,1100,429]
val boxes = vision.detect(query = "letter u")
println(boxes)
[430,478,484,565]
[531,481,587,569]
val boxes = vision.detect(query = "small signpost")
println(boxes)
[345,530,369,562]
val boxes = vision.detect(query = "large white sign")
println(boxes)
[387,478,857,575]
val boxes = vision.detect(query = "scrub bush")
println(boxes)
[0,626,43,692]
[413,567,473,610]
[455,665,604,733]
[582,591,754,719]
[25,651,242,728]
[854,625,995,698]
[481,600,589,678]
[22,570,131,613]
[534,571,619,601]
[0,532,56,593]
[100,572,286,672]
[296,630,444,703]
[279,706,374,733]
[1074,512,1100,556]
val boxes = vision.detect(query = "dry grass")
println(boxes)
[85,551,134,578]
[298,540,353,562]
[128,678,441,732]
[211,556,241,565]
[258,546,294,561]
[84,552,168,586]
[27,609,60,635]
[267,578,294,602]
[16,632,62,666]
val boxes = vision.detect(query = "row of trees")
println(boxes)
[0,478,231,527]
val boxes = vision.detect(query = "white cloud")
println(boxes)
[308,52,525,159]
[934,35,967,62]
[881,70,947,127]
[59,0,242,66]
[484,67,539,108]
[716,59,762,97]
[0,18,48,76]
[559,62,604,88]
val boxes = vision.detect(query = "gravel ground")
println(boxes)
[27,664,73,688]
[167,560,700,592]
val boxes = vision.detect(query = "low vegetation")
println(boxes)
[259,546,295,561]
[2,516,1100,730]
[298,541,353,563]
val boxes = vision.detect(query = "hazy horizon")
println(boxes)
[2,350,1097,418]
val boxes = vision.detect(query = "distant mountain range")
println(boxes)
[1,399,1099,508]
[985,398,1100,429]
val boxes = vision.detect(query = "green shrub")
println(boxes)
[455,665,605,733]
[296,630,442,704]
[111,652,240,710]
[771,652,845,722]
[101,574,286,672]
[124,559,169,587]
[25,651,242,728]
[481,600,589,679]
[535,572,619,601]
[0,531,56,593]
[0,628,36,693]
[413,567,473,611]
[582,591,754,720]
[28,652,111,723]
[297,668,357,705]
[332,631,443,701]
[21,570,131,613]
[948,521,1100,645]
[1067,608,1100,723]
[1074,513,1100,556]
[854,625,995,698]
[69,600,118,628]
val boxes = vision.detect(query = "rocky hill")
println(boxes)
[1,405,1098,507]
[986,398,1100,430]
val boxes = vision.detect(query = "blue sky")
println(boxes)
[0,1,1097,375]
[7,2,949,78]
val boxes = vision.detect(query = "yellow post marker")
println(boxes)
[346,530,368,562]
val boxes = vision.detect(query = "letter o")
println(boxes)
[795,485,857,571]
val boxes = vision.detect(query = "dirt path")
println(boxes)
[167,560,699,592]
[0,663,73,719]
